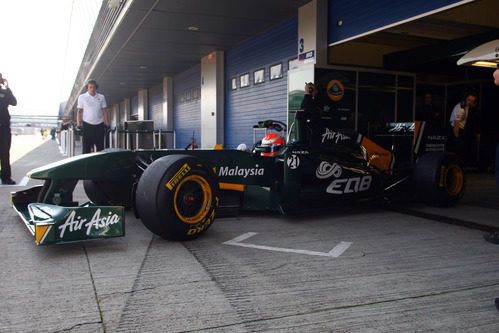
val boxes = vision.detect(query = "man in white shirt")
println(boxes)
[448,91,479,165]
[77,80,109,154]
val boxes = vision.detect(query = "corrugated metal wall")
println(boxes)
[148,84,163,129]
[174,64,201,149]
[225,18,298,149]
[328,0,467,44]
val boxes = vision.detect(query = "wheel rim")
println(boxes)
[444,164,463,196]
[173,175,212,224]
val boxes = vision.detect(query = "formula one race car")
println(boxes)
[11,114,464,245]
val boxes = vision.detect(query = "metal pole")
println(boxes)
[153,130,156,149]
[69,127,75,157]
[61,130,67,156]
[109,129,113,148]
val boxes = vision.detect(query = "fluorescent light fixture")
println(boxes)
[457,39,499,67]
[188,26,200,31]
[471,61,498,68]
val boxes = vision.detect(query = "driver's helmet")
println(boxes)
[260,133,285,156]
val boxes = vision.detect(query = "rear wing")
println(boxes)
[359,121,446,172]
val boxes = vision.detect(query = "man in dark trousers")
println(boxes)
[483,64,499,311]
[0,73,17,185]
[449,91,481,166]
[76,79,109,154]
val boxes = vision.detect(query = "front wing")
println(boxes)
[12,186,125,245]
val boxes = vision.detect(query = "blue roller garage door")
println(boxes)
[225,18,298,149]
[174,64,201,149]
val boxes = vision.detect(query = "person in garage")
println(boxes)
[297,82,322,144]
[449,90,481,167]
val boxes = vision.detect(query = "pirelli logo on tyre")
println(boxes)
[166,163,191,190]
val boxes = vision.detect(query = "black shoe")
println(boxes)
[1,179,16,185]
[484,233,499,245]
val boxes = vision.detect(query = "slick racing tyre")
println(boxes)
[135,155,219,240]
[84,179,133,208]
[413,152,464,206]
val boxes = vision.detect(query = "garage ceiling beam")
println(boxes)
[384,29,499,70]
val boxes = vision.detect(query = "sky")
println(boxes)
[1,0,101,117]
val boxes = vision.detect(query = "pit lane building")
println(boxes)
[64,0,499,161]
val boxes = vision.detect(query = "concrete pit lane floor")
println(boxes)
[0,137,498,332]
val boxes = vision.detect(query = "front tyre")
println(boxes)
[413,152,464,206]
[83,179,133,208]
[135,155,219,240]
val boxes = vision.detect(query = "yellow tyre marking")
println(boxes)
[444,164,463,196]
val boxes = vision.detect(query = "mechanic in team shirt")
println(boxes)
[76,80,109,154]
[449,91,481,167]
[0,73,17,185]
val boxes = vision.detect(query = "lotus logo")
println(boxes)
[316,162,342,179]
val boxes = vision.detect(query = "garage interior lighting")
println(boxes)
[470,61,499,68]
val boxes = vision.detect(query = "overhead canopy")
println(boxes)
[64,0,310,117]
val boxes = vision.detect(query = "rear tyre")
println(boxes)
[413,152,464,206]
[135,155,219,240]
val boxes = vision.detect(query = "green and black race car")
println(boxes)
[11,114,464,245]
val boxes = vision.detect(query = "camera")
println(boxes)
[305,82,315,93]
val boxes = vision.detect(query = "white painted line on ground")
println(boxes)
[0,177,30,187]
[223,232,352,258]
[327,241,353,257]
[18,177,29,186]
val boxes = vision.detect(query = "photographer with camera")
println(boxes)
[76,79,109,154]
[296,82,323,144]
[0,73,17,185]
